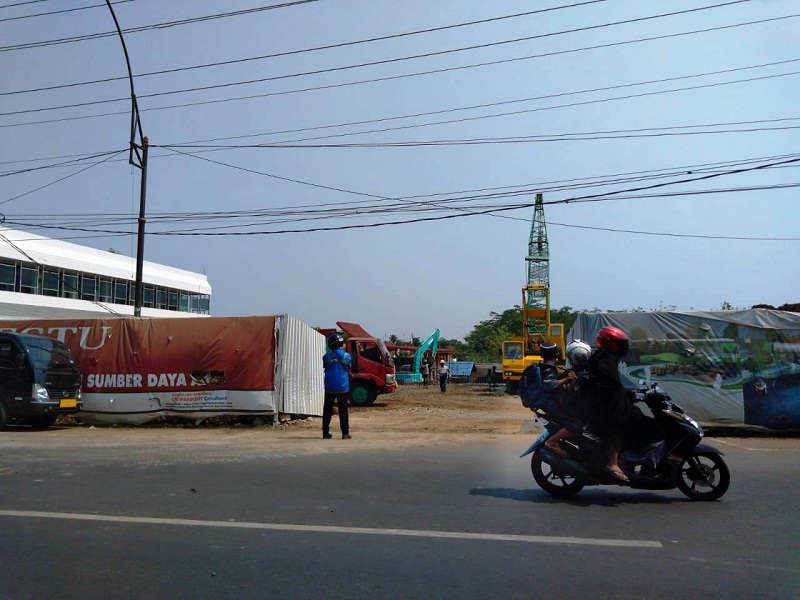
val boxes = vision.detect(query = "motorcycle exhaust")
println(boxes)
[539,447,592,479]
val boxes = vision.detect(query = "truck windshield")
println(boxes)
[20,336,77,370]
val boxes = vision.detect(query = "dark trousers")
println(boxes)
[323,391,349,435]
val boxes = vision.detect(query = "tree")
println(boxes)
[463,307,522,358]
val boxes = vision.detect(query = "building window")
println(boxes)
[81,274,97,301]
[114,281,128,305]
[20,265,38,294]
[168,290,178,311]
[63,272,79,299]
[143,286,154,308]
[156,288,167,310]
[179,292,190,312]
[98,278,112,302]
[0,262,15,292]
[43,270,60,297]
[197,294,210,314]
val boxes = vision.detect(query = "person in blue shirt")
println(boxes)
[322,333,352,439]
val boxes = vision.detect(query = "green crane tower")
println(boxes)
[522,193,551,353]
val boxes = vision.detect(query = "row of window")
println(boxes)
[0,261,210,314]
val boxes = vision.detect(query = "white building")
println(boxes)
[0,227,211,319]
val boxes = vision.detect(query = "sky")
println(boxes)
[1,0,798,341]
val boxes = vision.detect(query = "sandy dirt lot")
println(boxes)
[1,382,796,475]
[0,383,533,465]
[2,383,795,460]
[346,382,530,435]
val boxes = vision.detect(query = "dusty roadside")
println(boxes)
[1,384,796,458]
[0,384,532,457]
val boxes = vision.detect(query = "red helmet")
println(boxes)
[596,326,629,357]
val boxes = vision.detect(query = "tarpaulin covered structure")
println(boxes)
[0,315,325,424]
[569,309,800,431]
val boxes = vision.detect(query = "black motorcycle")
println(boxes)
[521,381,730,501]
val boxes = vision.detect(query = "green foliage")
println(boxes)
[463,307,522,358]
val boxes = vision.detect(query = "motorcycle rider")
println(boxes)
[582,326,631,482]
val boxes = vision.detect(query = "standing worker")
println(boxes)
[420,359,430,387]
[322,333,352,440]
[438,359,450,393]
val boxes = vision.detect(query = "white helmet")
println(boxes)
[566,339,592,366]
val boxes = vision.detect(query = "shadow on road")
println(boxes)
[468,486,685,507]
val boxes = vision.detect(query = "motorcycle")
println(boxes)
[521,381,730,501]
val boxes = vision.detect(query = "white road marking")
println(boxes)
[712,439,797,452]
[0,509,661,548]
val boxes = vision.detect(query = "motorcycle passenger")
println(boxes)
[582,326,631,482]
[539,342,583,456]
[543,340,592,456]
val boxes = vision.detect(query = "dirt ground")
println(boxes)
[331,382,531,435]
[4,383,796,458]
[69,382,529,435]
[28,381,800,447]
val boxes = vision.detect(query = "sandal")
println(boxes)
[607,466,629,483]
[545,442,568,457]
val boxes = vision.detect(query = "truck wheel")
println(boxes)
[28,415,57,429]
[349,382,375,407]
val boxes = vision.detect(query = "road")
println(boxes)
[0,425,798,599]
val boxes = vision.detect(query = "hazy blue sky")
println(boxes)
[2,0,798,340]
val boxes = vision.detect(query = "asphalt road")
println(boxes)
[0,427,798,599]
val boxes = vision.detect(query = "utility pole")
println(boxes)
[105,0,149,317]
[132,137,149,316]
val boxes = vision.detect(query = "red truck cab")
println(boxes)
[325,322,397,406]
[345,336,397,405]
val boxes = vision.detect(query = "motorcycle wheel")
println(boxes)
[677,451,730,501]
[531,452,584,497]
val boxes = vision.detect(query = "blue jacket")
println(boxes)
[323,347,351,393]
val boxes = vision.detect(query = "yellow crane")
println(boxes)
[502,193,565,393]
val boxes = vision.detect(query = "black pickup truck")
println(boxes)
[0,332,82,430]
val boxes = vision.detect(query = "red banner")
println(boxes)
[0,316,276,393]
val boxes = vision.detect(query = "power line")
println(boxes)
[546,221,799,241]
[0,0,135,23]
[5,13,796,129]
[5,156,798,235]
[0,0,51,10]
[0,150,126,206]
[0,1,761,115]
[155,57,800,147]
[7,176,797,238]
[149,70,800,148]
[0,149,126,177]
[0,0,321,52]
[7,151,797,218]
[6,115,796,179]
[157,121,800,149]
[1,0,609,95]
